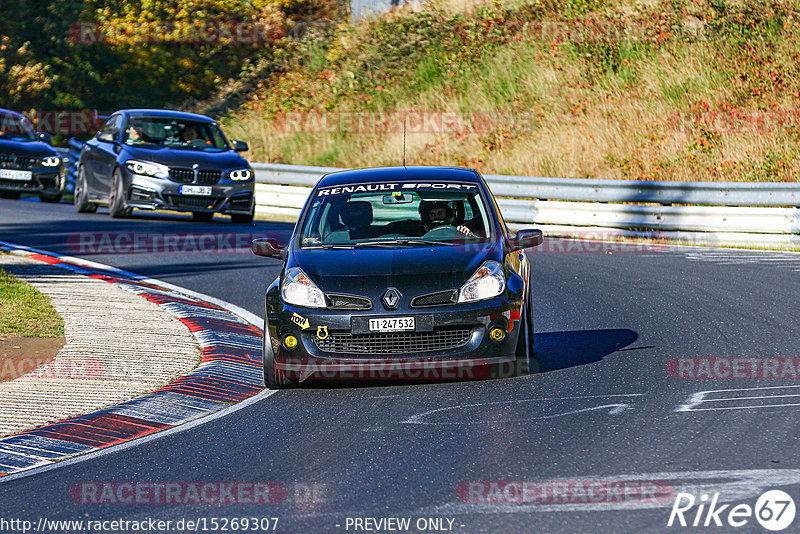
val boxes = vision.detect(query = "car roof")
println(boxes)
[0,109,28,120]
[318,166,480,188]
[113,109,217,123]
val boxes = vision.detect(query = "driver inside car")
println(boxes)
[418,200,476,237]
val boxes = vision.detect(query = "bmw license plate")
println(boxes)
[180,185,212,196]
[0,169,32,181]
[369,317,415,332]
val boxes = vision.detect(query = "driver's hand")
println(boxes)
[457,225,477,238]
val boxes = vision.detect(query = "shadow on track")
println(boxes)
[534,328,639,372]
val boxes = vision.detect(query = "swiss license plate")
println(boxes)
[180,185,212,196]
[0,169,32,181]
[369,317,415,332]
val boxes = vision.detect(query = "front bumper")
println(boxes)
[0,168,65,195]
[122,171,254,214]
[265,289,524,381]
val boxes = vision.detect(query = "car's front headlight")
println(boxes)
[458,261,506,303]
[229,168,252,181]
[40,156,61,167]
[125,159,169,179]
[281,267,326,308]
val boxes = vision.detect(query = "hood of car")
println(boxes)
[121,145,248,169]
[0,140,57,157]
[292,243,500,307]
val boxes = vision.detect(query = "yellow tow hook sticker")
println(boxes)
[291,313,310,329]
[316,325,329,339]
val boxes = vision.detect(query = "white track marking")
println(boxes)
[676,385,800,412]
[401,394,643,424]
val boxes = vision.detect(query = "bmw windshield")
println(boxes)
[123,117,230,152]
[0,112,36,141]
[300,182,492,248]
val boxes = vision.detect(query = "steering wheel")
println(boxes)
[423,225,464,238]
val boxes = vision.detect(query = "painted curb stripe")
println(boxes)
[0,243,265,477]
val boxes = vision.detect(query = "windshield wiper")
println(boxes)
[351,239,450,247]
[303,243,355,250]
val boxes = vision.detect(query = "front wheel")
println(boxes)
[192,211,214,222]
[75,167,97,213]
[108,168,131,218]
[39,192,62,203]
[0,191,21,200]
[514,278,536,376]
[262,317,297,390]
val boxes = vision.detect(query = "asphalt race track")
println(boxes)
[3,198,800,533]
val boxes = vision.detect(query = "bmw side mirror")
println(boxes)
[509,229,543,251]
[37,132,53,144]
[232,140,249,152]
[252,238,286,260]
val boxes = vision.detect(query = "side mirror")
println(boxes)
[509,229,543,251]
[97,132,116,143]
[232,140,249,152]
[37,132,53,144]
[252,238,286,260]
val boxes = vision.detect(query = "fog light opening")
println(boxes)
[489,327,505,343]
[283,335,298,350]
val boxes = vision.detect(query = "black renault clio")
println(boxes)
[76,109,255,222]
[252,166,543,388]
[0,109,66,203]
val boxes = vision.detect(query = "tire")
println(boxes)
[262,317,297,389]
[108,168,131,218]
[192,211,214,222]
[0,191,21,200]
[39,192,63,203]
[514,274,536,376]
[74,167,98,213]
[231,212,254,224]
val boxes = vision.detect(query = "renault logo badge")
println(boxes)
[316,325,329,339]
[382,288,402,310]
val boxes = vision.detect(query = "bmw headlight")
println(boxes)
[125,159,169,179]
[281,267,326,308]
[229,168,252,181]
[40,156,61,167]
[458,261,506,303]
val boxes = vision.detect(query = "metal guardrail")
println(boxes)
[58,142,800,235]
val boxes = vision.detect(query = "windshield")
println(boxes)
[0,112,36,141]
[124,117,230,151]
[300,181,491,248]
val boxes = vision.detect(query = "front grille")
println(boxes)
[411,289,457,308]
[314,327,472,354]
[169,167,222,185]
[327,293,372,310]
[0,155,35,170]
[165,195,223,210]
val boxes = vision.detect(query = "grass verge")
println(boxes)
[0,267,65,338]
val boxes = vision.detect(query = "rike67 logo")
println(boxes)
[668,490,796,531]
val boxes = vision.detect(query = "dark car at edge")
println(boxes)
[251,166,543,388]
[76,109,255,223]
[0,109,66,203]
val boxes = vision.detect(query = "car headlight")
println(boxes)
[281,267,326,308]
[125,159,169,179]
[458,261,506,303]
[229,168,252,181]
[40,156,61,167]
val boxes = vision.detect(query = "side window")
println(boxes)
[98,115,122,139]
